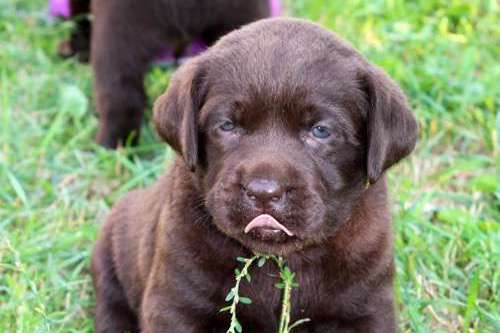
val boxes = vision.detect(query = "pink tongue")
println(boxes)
[244,214,294,236]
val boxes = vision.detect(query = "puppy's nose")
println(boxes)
[245,179,284,204]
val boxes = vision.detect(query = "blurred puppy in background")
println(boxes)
[50,0,280,148]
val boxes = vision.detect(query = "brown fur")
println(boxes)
[91,18,418,332]
[90,0,271,148]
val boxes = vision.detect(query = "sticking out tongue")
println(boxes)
[244,214,294,236]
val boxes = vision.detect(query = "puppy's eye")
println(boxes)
[219,120,236,132]
[311,125,331,139]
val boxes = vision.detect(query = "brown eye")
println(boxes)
[311,125,331,139]
[220,120,236,132]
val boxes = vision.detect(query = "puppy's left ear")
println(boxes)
[362,66,418,184]
[154,59,207,171]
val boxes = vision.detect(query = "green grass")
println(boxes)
[0,0,498,331]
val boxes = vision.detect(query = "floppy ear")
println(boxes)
[153,60,207,171]
[363,66,418,184]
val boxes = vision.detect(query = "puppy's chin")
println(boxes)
[237,235,310,256]
[209,213,329,256]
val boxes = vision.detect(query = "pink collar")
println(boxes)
[49,0,70,18]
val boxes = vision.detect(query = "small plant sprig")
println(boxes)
[271,256,311,333]
[221,254,310,333]
[220,255,259,333]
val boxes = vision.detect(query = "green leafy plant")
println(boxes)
[221,255,311,333]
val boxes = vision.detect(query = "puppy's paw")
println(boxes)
[95,123,140,149]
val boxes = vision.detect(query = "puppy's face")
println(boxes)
[155,19,417,255]
[199,83,368,254]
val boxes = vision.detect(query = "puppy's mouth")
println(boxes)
[244,214,295,242]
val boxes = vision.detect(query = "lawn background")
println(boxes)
[0,0,498,332]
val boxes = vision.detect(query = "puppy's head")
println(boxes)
[154,18,417,255]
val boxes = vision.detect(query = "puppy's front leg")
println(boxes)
[140,292,206,333]
[92,233,139,333]
[91,23,148,147]
[91,1,166,148]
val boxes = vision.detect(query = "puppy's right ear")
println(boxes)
[154,60,207,171]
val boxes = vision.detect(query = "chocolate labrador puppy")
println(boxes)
[91,0,273,148]
[91,18,418,332]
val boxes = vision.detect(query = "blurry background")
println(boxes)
[0,0,498,332]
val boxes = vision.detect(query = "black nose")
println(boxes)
[245,179,284,204]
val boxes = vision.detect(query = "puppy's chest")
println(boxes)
[213,265,334,332]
